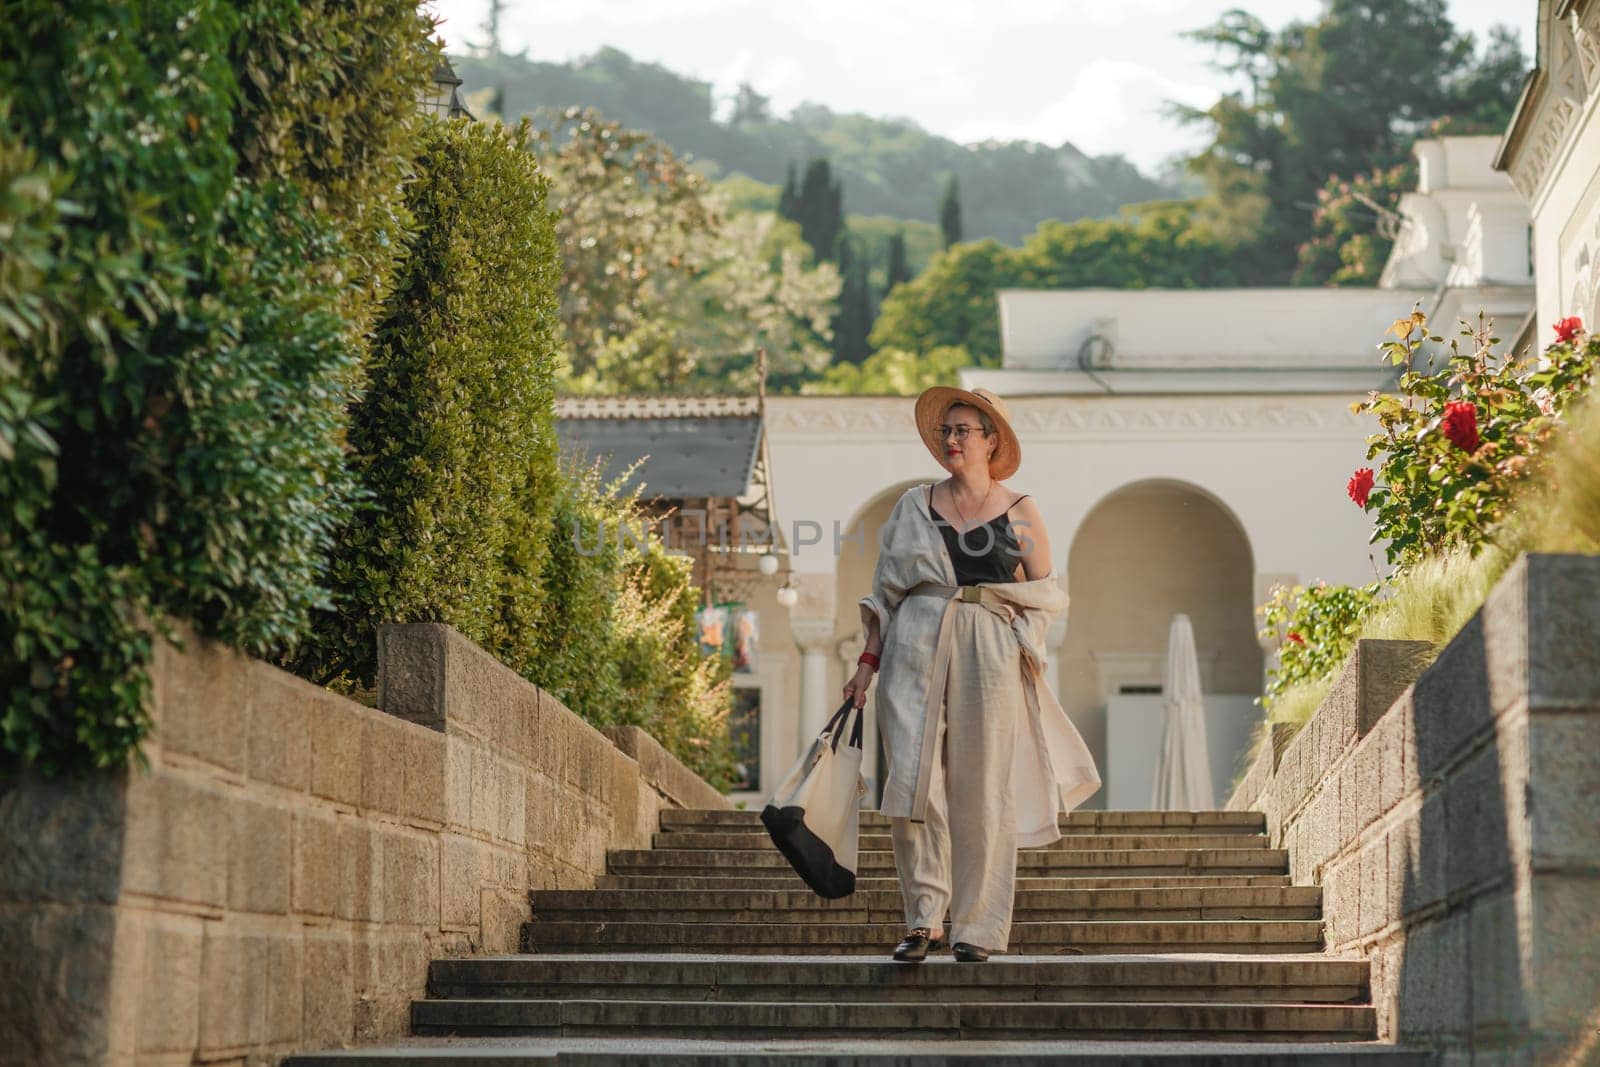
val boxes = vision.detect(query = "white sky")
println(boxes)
[423,0,1538,174]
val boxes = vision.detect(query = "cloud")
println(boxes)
[950,58,1219,170]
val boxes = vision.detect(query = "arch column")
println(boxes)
[1043,614,1068,701]
[790,616,837,747]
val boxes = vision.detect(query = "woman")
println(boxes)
[843,386,1101,963]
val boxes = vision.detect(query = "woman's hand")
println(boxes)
[843,663,876,709]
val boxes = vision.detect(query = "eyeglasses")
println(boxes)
[939,424,989,443]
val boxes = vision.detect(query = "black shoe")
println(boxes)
[952,941,990,962]
[892,927,945,962]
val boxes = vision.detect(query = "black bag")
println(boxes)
[759,698,867,899]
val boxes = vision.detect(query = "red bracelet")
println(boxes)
[858,651,880,671]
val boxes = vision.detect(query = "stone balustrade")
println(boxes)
[0,622,728,1065]
[1227,553,1600,1063]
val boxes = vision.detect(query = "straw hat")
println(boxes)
[914,386,1021,480]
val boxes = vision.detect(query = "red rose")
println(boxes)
[1287,631,1306,646]
[1441,401,1480,454]
[1553,316,1583,343]
[1347,467,1375,507]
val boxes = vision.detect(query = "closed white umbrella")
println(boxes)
[1152,614,1214,810]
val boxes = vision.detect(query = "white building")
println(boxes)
[728,136,1537,813]
[1495,0,1600,337]
[557,134,1548,812]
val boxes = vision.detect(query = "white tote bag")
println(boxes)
[760,698,867,898]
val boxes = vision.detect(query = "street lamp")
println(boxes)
[424,60,470,120]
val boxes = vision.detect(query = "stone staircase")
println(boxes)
[288,808,1433,1063]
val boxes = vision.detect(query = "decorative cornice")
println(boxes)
[556,394,760,420]
[764,396,1368,438]
[1500,8,1597,201]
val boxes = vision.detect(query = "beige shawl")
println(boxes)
[860,483,1102,847]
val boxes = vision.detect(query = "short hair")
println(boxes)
[942,401,994,437]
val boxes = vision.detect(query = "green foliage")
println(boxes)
[884,230,911,295]
[803,345,978,396]
[1293,160,1416,287]
[939,175,963,249]
[1256,581,1383,715]
[450,47,1178,244]
[526,458,736,787]
[872,202,1243,361]
[787,158,845,264]
[832,236,874,365]
[1252,318,1600,740]
[1,0,404,775]
[230,0,439,332]
[532,108,838,395]
[1351,312,1599,568]
[295,117,563,689]
[1181,1,1525,283]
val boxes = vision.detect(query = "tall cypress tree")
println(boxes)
[939,174,963,249]
[777,161,798,223]
[798,157,844,263]
[833,235,873,364]
[885,229,910,295]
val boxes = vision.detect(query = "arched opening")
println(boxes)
[1060,479,1262,809]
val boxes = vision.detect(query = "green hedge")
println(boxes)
[525,458,737,788]
[0,0,432,776]
[295,117,564,688]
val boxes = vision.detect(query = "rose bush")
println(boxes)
[1347,310,1599,568]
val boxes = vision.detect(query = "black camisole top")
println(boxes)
[927,486,1029,586]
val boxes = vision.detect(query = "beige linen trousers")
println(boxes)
[860,483,1102,950]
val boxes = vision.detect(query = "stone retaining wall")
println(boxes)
[0,622,728,1065]
[1227,553,1600,1064]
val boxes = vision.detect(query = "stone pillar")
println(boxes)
[791,616,836,746]
[1043,615,1068,701]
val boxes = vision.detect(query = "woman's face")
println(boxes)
[938,403,993,473]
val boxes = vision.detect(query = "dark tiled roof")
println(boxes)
[555,413,762,500]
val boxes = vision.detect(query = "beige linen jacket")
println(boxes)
[860,483,1101,847]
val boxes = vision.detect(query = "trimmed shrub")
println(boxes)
[231,0,439,331]
[525,457,737,788]
[0,0,430,776]
[295,117,564,689]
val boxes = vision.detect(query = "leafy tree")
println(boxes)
[885,229,911,294]
[796,157,845,263]
[804,345,978,396]
[530,109,839,393]
[777,161,798,220]
[295,117,563,688]
[1179,1,1523,283]
[872,202,1241,361]
[939,174,963,249]
[452,46,1179,244]
[730,81,773,125]
[833,236,874,365]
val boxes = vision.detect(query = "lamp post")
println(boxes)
[425,60,470,120]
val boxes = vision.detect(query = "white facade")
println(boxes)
[1495,0,1600,334]
[731,135,1544,813]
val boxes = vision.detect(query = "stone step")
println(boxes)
[607,847,1289,877]
[409,997,1376,1041]
[283,1040,1438,1065]
[522,919,1324,954]
[654,831,1270,853]
[428,954,1368,1004]
[531,886,1322,923]
[595,873,1296,892]
[660,809,1269,834]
